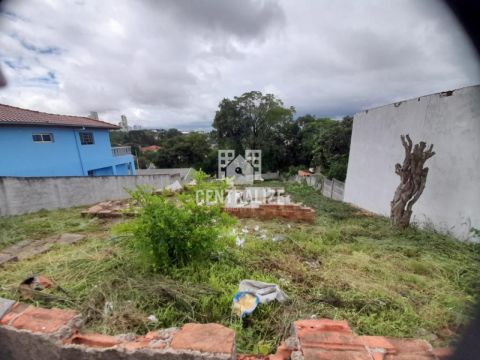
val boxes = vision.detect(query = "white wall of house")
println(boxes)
[344,85,480,242]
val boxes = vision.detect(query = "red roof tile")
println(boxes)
[0,103,119,129]
[140,145,161,153]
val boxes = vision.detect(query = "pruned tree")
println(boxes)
[390,135,435,228]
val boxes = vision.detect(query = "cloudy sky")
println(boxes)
[0,0,478,130]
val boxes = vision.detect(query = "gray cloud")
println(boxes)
[155,0,285,40]
[0,0,478,130]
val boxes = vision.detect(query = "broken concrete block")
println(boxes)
[165,180,183,192]
[170,323,235,357]
[0,298,16,320]
[0,252,18,266]
[56,233,86,245]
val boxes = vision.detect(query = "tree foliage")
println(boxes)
[213,91,297,171]
[109,91,354,179]
[312,116,353,180]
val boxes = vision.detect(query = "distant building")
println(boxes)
[89,111,99,120]
[139,145,160,153]
[118,114,129,131]
[0,104,135,177]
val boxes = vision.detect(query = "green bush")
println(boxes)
[116,185,232,271]
[327,156,348,181]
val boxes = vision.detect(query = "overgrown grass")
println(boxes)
[0,182,479,354]
[0,207,101,250]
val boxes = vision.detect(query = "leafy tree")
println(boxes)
[153,132,213,171]
[312,116,353,181]
[212,91,296,171]
[297,115,337,167]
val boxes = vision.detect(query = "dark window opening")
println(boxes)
[79,132,94,145]
[32,133,54,142]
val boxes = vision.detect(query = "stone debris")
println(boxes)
[289,318,452,360]
[147,314,158,323]
[272,234,286,242]
[81,199,131,218]
[0,233,86,267]
[56,233,86,245]
[235,236,245,247]
[165,180,183,193]
[224,187,315,223]
[0,296,452,360]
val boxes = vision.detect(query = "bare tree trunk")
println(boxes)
[390,135,435,229]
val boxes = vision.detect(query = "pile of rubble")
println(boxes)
[224,187,315,223]
[0,297,452,360]
[81,199,131,218]
[0,233,85,267]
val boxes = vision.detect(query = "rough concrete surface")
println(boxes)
[0,233,86,266]
[344,85,480,241]
[0,174,180,217]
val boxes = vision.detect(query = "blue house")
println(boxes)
[0,104,135,177]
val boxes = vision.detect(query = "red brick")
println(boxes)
[431,348,453,359]
[171,323,234,354]
[120,337,150,351]
[300,331,366,351]
[269,341,293,360]
[149,341,168,349]
[385,355,434,360]
[295,319,353,334]
[66,333,121,348]
[358,336,396,353]
[301,348,372,360]
[385,338,432,354]
[370,353,386,360]
[10,306,77,333]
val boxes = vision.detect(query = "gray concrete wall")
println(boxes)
[0,174,179,216]
[344,85,480,241]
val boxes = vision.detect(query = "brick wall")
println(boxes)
[0,297,235,360]
[0,297,452,360]
[224,204,315,223]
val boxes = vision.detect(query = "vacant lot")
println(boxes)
[0,181,478,354]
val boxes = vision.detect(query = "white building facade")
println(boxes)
[344,85,480,242]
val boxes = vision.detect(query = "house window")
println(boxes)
[79,132,94,145]
[32,133,54,142]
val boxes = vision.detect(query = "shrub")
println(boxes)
[327,156,348,181]
[116,185,232,271]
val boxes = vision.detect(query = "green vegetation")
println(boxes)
[114,183,232,271]
[110,91,353,179]
[0,207,100,251]
[0,182,478,354]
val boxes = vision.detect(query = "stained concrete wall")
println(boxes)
[0,174,180,216]
[344,85,480,241]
